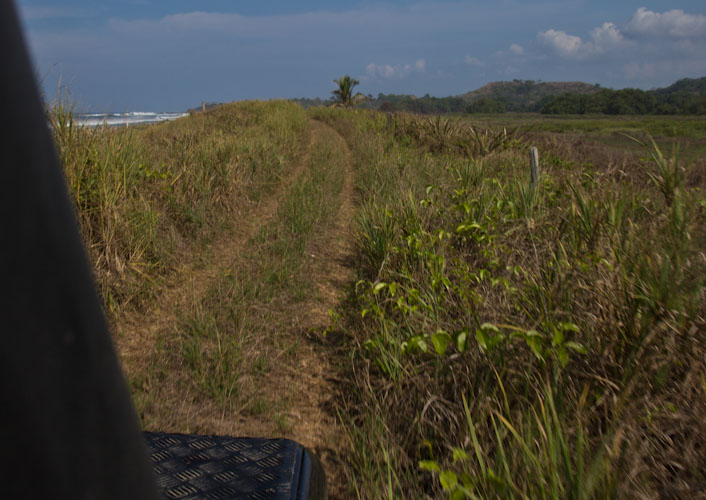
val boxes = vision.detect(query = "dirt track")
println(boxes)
[115,119,354,499]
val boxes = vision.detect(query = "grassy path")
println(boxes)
[116,119,354,499]
[115,122,313,414]
[278,122,355,499]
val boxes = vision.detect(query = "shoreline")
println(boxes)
[76,111,188,127]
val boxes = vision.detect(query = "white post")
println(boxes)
[529,147,539,188]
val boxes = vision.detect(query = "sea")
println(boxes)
[76,111,189,127]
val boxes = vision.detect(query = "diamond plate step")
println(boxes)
[144,432,326,500]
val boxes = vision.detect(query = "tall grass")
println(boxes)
[386,113,525,157]
[312,107,705,498]
[49,99,308,315]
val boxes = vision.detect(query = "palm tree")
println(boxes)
[331,75,366,108]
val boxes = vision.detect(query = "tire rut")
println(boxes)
[115,126,314,401]
[116,119,356,499]
[250,120,356,499]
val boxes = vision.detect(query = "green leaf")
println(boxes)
[560,322,580,333]
[556,345,569,368]
[362,339,376,351]
[456,330,468,352]
[456,222,482,233]
[453,448,469,462]
[524,330,544,360]
[432,330,452,355]
[480,323,500,333]
[440,471,458,490]
[565,341,588,354]
[407,336,428,353]
[487,332,506,350]
[476,328,489,350]
[419,460,440,473]
[373,282,387,294]
[450,490,466,500]
[476,324,503,352]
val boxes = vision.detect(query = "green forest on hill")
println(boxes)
[293,77,706,115]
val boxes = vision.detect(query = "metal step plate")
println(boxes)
[144,432,326,500]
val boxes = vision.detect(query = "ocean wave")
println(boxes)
[76,111,188,127]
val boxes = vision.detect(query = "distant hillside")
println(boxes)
[358,80,605,114]
[540,77,706,115]
[652,77,706,96]
[459,80,601,111]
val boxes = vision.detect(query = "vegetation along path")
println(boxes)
[58,100,706,498]
[115,118,354,499]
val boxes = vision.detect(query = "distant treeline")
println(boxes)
[373,89,706,115]
[376,94,468,114]
[292,76,706,115]
[539,88,706,115]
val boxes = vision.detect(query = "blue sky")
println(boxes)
[16,0,706,111]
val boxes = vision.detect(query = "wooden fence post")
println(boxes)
[202,101,206,113]
[529,147,539,188]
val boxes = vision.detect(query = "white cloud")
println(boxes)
[538,22,627,59]
[509,43,525,55]
[537,7,705,67]
[590,22,624,51]
[531,8,706,88]
[366,59,426,79]
[464,55,484,66]
[538,29,586,58]
[625,7,706,39]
